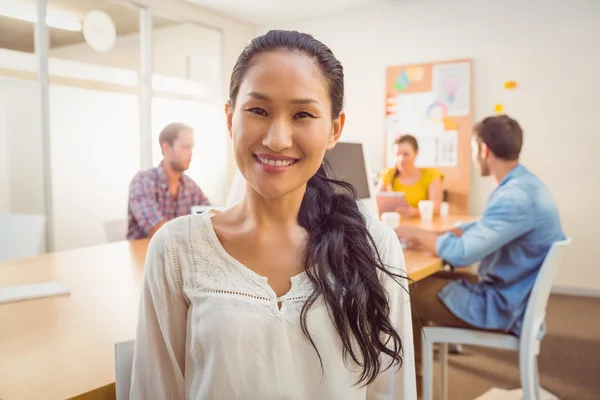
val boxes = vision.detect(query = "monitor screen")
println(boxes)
[324,142,371,200]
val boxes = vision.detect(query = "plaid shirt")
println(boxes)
[127,162,210,240]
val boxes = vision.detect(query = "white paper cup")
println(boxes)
[440,202,449,218]
[381,212,401,229]
[418,200,434,222]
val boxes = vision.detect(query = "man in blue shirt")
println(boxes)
[395,115,564,374]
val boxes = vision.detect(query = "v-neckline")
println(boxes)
[201,212,309,301]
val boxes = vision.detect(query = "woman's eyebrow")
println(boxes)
[247,91,319,105]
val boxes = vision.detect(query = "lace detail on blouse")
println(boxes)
[186,212,314,303]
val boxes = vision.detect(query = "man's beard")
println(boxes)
[169,160,188,173]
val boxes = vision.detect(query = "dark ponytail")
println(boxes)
[299,162,405,384]
[229,29,406,385]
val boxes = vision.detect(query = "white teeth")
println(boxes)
[258,157,294,167]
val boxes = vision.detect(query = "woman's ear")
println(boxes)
[225,102,233,140]
[326,112,345,150]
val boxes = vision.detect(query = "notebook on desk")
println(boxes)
[0,281,70,304]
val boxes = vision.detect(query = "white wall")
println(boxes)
[260,0,600,292]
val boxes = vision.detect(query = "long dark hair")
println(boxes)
[229,30,405,385]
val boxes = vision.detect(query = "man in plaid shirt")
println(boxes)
[127,122,210,240]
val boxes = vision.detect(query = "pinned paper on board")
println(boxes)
[432,62,471,116]
[436,130,458,167]
[443,117,458,130]
[385,91,459,168]
[392,66,425,91]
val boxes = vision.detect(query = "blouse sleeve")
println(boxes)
[427,168,444,184]
[366,228,417,400]
[130,224,188,399]
[379,168,395,188]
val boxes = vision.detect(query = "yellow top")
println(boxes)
[379,167,443,208]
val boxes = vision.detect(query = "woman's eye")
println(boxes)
[246,107,268,116]
[294,111,315,119]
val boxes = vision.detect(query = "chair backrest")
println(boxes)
[0,214,46,262]
[521,238,571,342]
[103,220,128,242]
[115,340,135,400]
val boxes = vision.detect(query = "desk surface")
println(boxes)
[0,215,474,400]
[400,214,476,230]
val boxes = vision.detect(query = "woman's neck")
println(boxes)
[239,183,306,228]
[399,165,419,178]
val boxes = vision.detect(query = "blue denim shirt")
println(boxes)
[436,165,564,336]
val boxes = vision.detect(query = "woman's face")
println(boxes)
[394,142,417,171]
[226,51,344,200]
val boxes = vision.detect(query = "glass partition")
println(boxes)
[45,0,142,250]
[0,0,48,257]
[2,0,225,252]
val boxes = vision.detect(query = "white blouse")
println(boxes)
[130,211,416,400]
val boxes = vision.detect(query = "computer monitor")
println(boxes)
[324,142,378,218]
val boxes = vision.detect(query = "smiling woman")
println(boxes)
[130,30,416,400]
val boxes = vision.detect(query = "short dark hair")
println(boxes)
[158,122,193,147]
[474,115,523,160]
[394,134,419,151]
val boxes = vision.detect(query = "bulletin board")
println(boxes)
[384,59,473,214]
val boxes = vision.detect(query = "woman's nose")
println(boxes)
[262,119,293,152]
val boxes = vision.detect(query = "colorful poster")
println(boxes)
[385,92,458,168]
[432,62,471,116]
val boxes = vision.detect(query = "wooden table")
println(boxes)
[0,218,475,400]
[400,214,476,231]
[398,214,477,281]
[0,240,147,400]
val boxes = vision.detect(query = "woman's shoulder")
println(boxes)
[147,213,222,294]
[379,167,397,184]
[152,213,219,267]
[380,167,396,177]
[162,214,200,242]
[364,216,407,281]
[364,215,398,253]
[421,167,443,182]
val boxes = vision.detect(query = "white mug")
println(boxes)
[418,200,434,222]
[381,212,401,229]
[440,202,449,218]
